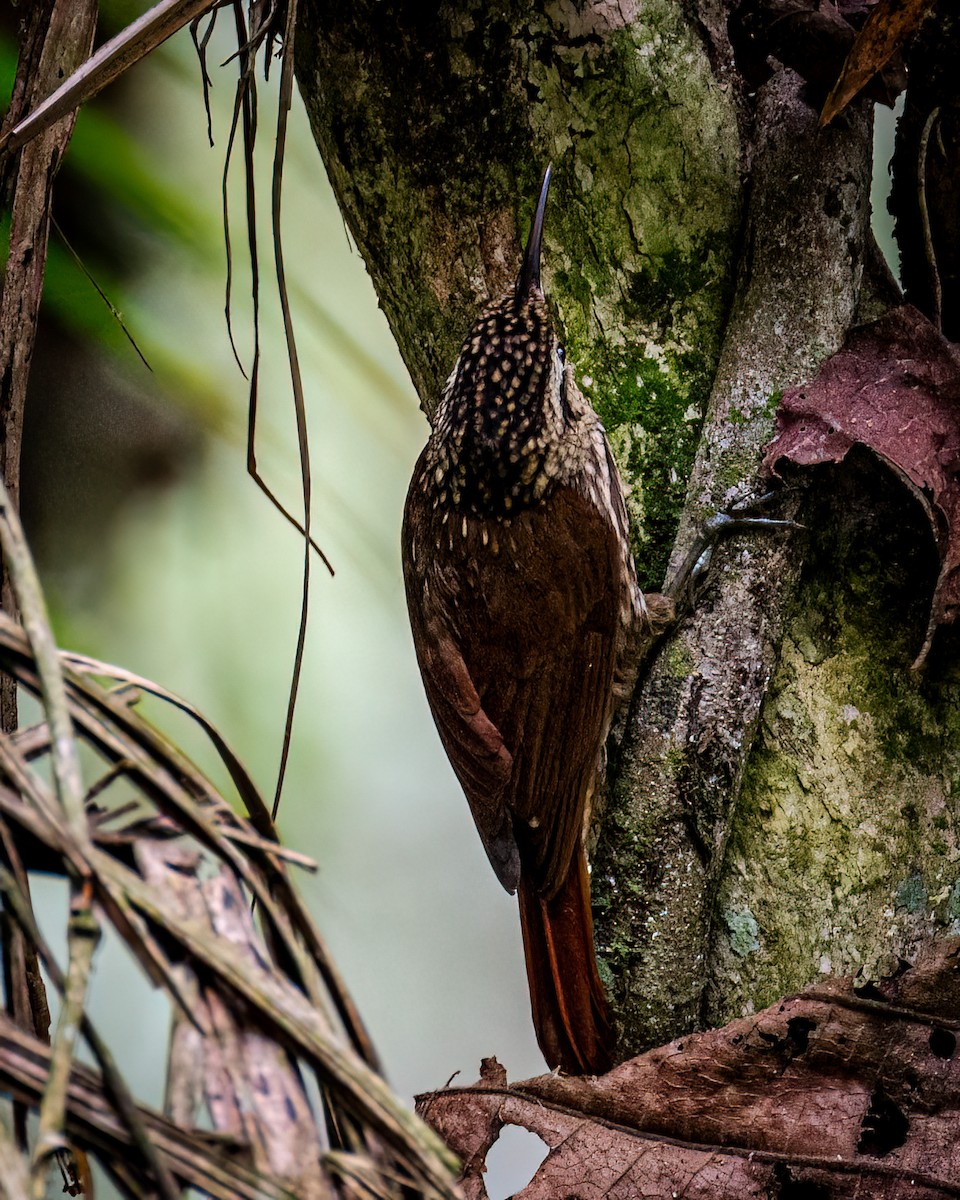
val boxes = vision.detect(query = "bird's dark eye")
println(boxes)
[556,344,565,363]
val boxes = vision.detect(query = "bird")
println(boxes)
[401,165,644,1074]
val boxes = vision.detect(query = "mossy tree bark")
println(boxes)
[295,1,959,1059]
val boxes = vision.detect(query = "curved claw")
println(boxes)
[663,497,802,605]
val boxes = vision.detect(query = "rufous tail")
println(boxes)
[517,842,614,1074]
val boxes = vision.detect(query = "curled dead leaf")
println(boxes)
[762,304,960,668]
[821,0,934,125]
[418,940,960,1198]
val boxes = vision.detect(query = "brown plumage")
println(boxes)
[401,166,643,1074]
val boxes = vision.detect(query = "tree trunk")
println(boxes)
[295,1,957,1057]
[0,0,97,1152]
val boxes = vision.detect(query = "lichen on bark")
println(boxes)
[706,454,960,1026]
[593,72,875,1054]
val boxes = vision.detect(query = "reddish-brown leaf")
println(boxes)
[418,940,960,1198]
[763,304,960,666]
[821,0,934,125]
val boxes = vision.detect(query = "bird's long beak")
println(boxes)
[518,164,551,297]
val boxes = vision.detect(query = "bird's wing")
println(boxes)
[403,473,624,899]
[413,611,520,891]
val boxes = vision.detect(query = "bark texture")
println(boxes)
[593,74,873,1051]
[0,0,97,1155]
[296,1,960,1056]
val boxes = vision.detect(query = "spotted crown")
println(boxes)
[428,290,572,518]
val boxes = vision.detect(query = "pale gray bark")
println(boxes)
[595,72,873,1049]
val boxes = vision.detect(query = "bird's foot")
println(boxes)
[662,490,801,609]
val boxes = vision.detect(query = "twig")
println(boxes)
[31,881,99,1197]
[0,810,50,1151]
[51,216,152,370]
[61,651,275,834]
[0,6,98,1154]
[0,479,86,839]
[0,868,180,1200]
[0,624,329,1011]
[918,106,942,332]
[87,845,461,1196]
[0,471,100,1196]
[0,1011,298,1199]
[0,0,220,156]
[269,0,313,821]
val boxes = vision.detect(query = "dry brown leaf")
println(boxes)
[821,0,934,124]
[418,940,960,1198]
[730,0,905,106]
[762,304,960,667]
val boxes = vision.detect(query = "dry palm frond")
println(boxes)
[0,484,460,1197]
